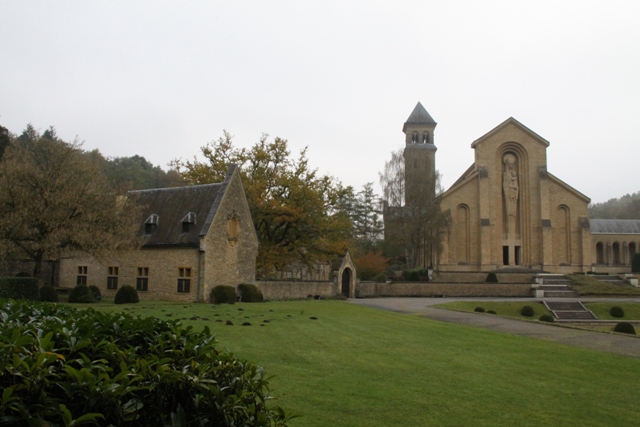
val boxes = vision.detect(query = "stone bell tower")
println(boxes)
[403,102,437,206]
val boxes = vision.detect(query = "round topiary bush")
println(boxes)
[89,285,102,302]
[485,272,498,283]
[521,305,535,317]
[211,285,237,304]
[486,310,497,314]
[68,285,95,303]
[610,306,625,318]
[114,285,140,304]
[474,307,485,313]
[539,314,554,323]
[39,285,59,303]
[409,271,420,281]
[373,273,387,283]
[237,283,263,302]
[614,322,636,335]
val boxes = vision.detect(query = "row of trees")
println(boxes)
[589,192,640,219]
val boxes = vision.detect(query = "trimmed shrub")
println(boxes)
[632,252,640,273]
[521,305,535,317]
[89,285,102,302]
[614,322,636,335]
[0,299,290,426]
[486,310,497,314]
[0,277,39,300]
[485,272,498,283]
[609,306,625,318]
[67,285,95,303]
[39,285,59,302]
[114,284,140,304]
[474,307,485,313]
[409,271,420,281]
[211,285,237,304]
[238,283,263,302]
[539,314,554,322]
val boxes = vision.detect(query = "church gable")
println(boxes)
[471,117,550,150]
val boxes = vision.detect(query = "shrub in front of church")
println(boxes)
[474,307,485,313]
[539,314,554,322]
[520,305,535,317]
[211,285,237,304]
[614,322,636,335]
[609,306,625,318]
[67,284,95,303]
[89,285,102,302]
[39,285,59,302]
[238,283,264,302]
[114,284,140,304]
[485,272,498,283]
[0,299,291,426]
[486,310,497,314]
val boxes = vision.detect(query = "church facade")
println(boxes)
[390,102,640,274]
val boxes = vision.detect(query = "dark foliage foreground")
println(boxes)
[0,299,290,426]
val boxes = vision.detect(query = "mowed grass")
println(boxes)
[82,300,640,427]
[432,300,554,319]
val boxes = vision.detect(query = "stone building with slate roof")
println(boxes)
[388,103,640,274]
[58,165,258,302]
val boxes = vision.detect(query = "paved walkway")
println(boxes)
[349,297,640,359]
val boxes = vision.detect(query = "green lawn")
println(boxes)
[80,299,640,427]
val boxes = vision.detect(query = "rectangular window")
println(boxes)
[136,267,149,292]
[77,266,87,285]
[177,267,191,293]
[107,266,119,290]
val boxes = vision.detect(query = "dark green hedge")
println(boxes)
[0,299,291,426]
[211,285,237,304]
[238,283,264,302]
[0,277,39,300]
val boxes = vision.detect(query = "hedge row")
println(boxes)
[0,277,39,300]
[0,299,290,426]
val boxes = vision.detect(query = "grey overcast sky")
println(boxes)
[1,1,639,204]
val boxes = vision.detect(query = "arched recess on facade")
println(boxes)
[630,242,638,261]
[496,142,530,266]
[596,242,605,265]
[556,205,571,264]
[612,242,621,265]
[341,267,353,298]
[456,204,470,264]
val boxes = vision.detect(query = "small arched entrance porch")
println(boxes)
[341,267,353,298]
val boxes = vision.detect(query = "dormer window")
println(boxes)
[181,212,196,233]
[144,214,159,235]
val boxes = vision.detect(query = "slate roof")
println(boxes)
[590,219,640,235]
[403,102,437,132]
[128,184,223,247]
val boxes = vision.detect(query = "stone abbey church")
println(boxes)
[387,102,640,274]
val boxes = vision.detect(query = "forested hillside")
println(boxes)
[589,192,640,219]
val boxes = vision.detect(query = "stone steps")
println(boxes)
[543,301,597,321]
[532,274,577,297]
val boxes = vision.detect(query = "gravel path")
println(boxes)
[349,297,640,359]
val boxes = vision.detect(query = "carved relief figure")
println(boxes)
[503,154,519,233]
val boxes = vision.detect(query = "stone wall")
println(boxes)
[432,271,535,284]
[255,280,339,300]
[58,248,200,303]
[356,282,533,298]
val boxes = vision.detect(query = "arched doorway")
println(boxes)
[341,268,352,298]
[613,242,621,265]
[596,242,604,265]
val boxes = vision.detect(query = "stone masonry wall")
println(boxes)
[255,280,339,300]
[356,282,532,298]
[58,248,200,302]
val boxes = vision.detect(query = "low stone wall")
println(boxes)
[432,271,535,284]
[255,280,339,301]
[356,282,533,298]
